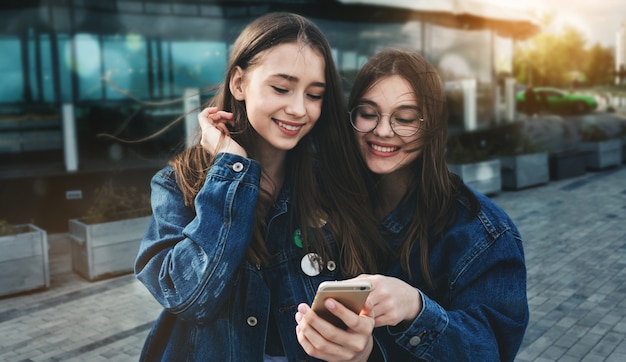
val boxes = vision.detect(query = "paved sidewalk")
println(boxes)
[0,164,625,361]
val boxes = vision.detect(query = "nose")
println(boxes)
[285,93,306,118]
[372,113,395,137]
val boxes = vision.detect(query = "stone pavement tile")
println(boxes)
[581,354,610,362]
[587,331,625,359]
[538,344,568,360]
[47,233,72,276]
[559,355,585,362]
[614,317,626,334]
[0,272,161,362]
[606,353,626,362]
[507,166,626,361]
[554,325,592,349]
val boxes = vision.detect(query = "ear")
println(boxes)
[229,66,245,101]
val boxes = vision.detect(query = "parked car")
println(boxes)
[516,87,598,114]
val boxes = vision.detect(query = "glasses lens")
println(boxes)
[350,105,378,133]
[391,109,423,136]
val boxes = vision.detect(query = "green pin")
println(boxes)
[293,228,303,248]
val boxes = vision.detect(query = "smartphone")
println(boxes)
[311,280,372,329]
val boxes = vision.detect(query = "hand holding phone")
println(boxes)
[311,280,372,329]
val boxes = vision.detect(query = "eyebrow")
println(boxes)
[359,99,420,111]
[272,73,326,88]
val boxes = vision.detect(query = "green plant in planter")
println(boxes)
[0,220,33,236]
[579,124,609,142]
[446,135,491,164]
[0,219,15,236]
[83,180,151,224]
[490,123,543,157]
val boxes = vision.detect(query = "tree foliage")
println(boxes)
[513,13,615,88]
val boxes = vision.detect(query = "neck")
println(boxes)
[257,148,287,199]
[375,170,411,220]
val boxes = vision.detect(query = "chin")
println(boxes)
[366,163,393,176]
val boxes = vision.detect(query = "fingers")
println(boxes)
[198,107,234,135]
[295,301,374,361]
[197,107,246,157]
[353,274,423,328]
[295,304,341,358]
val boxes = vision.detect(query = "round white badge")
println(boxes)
[300,253,322,277]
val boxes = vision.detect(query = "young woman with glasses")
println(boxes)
[295,49,529,361]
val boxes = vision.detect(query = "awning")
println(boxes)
[336,0,541,39]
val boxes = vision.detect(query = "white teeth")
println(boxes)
[371,144,398,153]
[277,121,301,131]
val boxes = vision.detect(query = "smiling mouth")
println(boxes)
[369,143,399,153]
[274,119,303,132]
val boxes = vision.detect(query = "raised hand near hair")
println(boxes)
[295,298,375,361]
[197,106,247,157]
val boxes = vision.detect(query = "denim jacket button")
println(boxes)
[326,260,336,271]
[246,316,258,327]
[409,335,421,346]
[232,162,244,172]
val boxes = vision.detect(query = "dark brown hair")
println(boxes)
[348,48,478,286]
[171,12,387,275]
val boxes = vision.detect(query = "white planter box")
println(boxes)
[449,159,502,196]
[68,215,151,281]
[578,139,622,170]
[0,224,49,297]
[549,150,588,180]
[500,152,549,190]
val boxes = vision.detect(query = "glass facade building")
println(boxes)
[0,0,530,231]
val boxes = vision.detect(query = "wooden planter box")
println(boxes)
[499,152,549,190]
[448,159,501,196]
[578,139,622,170]
[68,215,151,281]
[549,150,588,180]
[0,224,49,297]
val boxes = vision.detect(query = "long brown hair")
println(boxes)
[171,12,387,275]
[348,48,478,287]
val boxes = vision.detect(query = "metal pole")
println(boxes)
[62,103,78,172]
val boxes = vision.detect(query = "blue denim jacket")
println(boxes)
[135,153,342,361]
[373,188,529,361]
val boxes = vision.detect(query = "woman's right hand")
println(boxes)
[295,300,375,361]
[198,107,247,157]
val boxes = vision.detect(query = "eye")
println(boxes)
[357,108,378,120]
[393,110,421,124]
[271,86,289,94]
[307,93,323,101]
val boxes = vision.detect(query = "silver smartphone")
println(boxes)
[311,280,372,329]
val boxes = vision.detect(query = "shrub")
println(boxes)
[82,180,151,224]
[579,124,609,142]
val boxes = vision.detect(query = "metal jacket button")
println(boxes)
[247,316,258,327]
[232,162,244,172]
[326,260,336,271]
[409,335,421,346]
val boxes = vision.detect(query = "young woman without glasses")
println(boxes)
[135,12,387,361]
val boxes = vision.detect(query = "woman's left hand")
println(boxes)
[197,106,246,157]
[353,274,423,328]
[295,298,375,362]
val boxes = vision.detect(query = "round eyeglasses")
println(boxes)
[349,105,424,137]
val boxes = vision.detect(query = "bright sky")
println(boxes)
[526,0,625,47]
